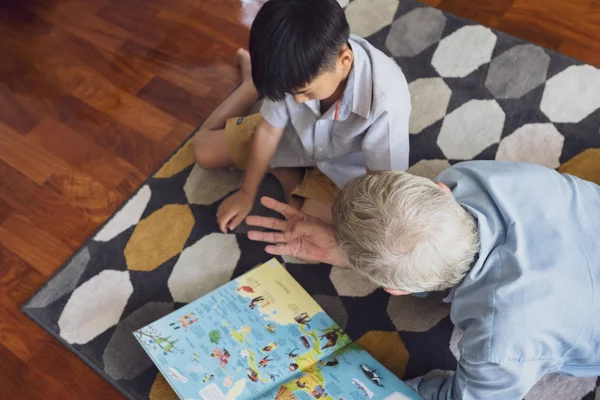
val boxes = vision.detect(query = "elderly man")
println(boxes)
[246,160,600,399]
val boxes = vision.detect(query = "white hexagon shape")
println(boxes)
[408,159,451,180]
[485,44,550,99]
[184,165,243,205]
[58,270,133,345]
[330,267,378,297]
[168,233,241,303]
[386,7,446,58]
[345,0,398,37]
[336,0,349,7]
[94,185,151,242]
[437,99,505,159]
[408,78,452,134]
[432,25,497,78]
[540,65,600,123]
[496,123,564,169]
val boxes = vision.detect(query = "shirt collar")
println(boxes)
[346,36,372,119]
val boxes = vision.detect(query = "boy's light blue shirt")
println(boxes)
[408,161,600,399]
[260,35,411,188]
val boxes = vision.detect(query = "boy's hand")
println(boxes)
[217,190,254,233]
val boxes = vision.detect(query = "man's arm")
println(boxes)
[408,353,552,400]
[361,106,410,172]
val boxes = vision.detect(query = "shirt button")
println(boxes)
[317,148,323,152]
[319,162,326,168]
[300,159,306,165]
[317,121,324,126]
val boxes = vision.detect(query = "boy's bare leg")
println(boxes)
[270,167,304,206]
[194,49,259,169]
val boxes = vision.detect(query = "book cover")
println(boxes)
[134,259,421,400]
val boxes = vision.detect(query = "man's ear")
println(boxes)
[384,287,410,296]
[435,181,452,194]
[338,46,353,69]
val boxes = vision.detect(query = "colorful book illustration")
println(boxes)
[134,259,422,400]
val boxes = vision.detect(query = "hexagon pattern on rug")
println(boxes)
[541,65,600,123]
[496,124,564,168]
[168,233,241,303]
[432,25,497,78]
[330,267,379,297]
[154,140,195,179]
[94,185,151,242]
[124,204,194,271]
[345,0,398,37]
[386,7,446,58]
[26,247,90,308]
[408,77,452,134]
[408,159,451,180]
[313,295,349,329]
[438,99,505,159]
[387,291,451,332]
[103,302,174,381]
[355,330,410,378]
[485,44,550,99]
[525,374,598,400]
[58,270,133,344]
[184,165,243,205]
[559,149,600,186]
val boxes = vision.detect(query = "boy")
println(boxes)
[194,0,411,233]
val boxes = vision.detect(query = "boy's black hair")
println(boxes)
[249,0,350,101]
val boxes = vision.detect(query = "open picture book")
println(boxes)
[135,259,422,400]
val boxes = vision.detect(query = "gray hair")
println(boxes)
[332,171,479,292]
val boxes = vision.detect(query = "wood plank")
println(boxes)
[62,36,155,94]
[0,290,50,363]
[0,121,69,184]
[0,245,42,304]
[137,76,211,126]
[46,169,125,224]
[26,118,138,189]
[28,341,122,399]
[31,50,178,142]
[0,161,98,249]
[0,214,75,277]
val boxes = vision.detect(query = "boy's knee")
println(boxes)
[193,131,220,169]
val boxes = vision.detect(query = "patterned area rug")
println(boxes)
[24,0,600,399]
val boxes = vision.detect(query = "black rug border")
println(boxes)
[21,125,201,400]
[19,0,597,399]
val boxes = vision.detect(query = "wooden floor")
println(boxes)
[0,0,597,398]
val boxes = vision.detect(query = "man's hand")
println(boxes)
[217,190,254,233]
[246,197,349,267]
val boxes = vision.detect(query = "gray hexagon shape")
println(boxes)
[103,302,174,381]
[313,295,348,329]
[408,77,452,134]
[437,99,505,160]
[386,7,446,57]
[387,291,450,332]
[26,247,90,309]
[184,165,243,205]
[485,44,550,99]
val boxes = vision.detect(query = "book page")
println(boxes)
[134,259,350,400]
[257,344,422,400]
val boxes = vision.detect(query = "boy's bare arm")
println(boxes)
[216,119,284,232]
[241,119,284,197]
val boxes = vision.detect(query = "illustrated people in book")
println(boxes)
[169,313,198,331]
[246,161,600,399]
[192,0,410,232]
[211,348,231,368]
